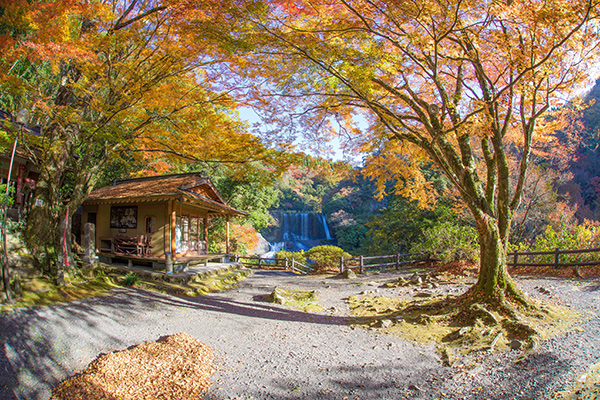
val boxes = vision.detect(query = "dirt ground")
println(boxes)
[1,267,599,400]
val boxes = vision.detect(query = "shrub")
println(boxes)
[275,250,307,264]
[122,273,141,287]
[411,222,479,263]
[305,245,352,273]
[514,221,600,265]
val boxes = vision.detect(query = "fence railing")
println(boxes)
[232,255,314,275]
[508,247,600,268]
[340,252,430,273]
[236,246,600,276]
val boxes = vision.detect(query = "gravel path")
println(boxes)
[1,269,599,400]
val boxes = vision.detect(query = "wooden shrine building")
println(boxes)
[81,173,247,271]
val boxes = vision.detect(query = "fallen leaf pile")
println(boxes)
[52,332,213,400]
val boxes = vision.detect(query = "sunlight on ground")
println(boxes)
[269,287,324,312]
[555,361,600,399]
[346,292,582,362]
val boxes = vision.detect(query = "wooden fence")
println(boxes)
[232,255,314,275]
[339,252,430,273]
[235,246,600,276]
[508,247,600,268]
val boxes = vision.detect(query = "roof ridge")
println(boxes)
[114,172,206,185]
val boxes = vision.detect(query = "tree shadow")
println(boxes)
[0,283,361,399]
[0,289,160,399]
[132,288,355,326]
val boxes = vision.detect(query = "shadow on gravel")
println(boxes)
[206,359,448,400]
[0,289,161,399]
[0,280,375,399]
[1,306,76,400]
[133,289,355,326]
[582,283,600,292]
[470,352,573,400]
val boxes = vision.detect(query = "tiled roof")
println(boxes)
[85,173,247,216]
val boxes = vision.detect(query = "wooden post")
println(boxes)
[285,258,289,270]
[554,248,560,268]
[94,204,99,253]
[359,255,364,274]
[513,252,518,268]
[204,216,209,252]
[340,257,344,273]
[396,253,400,270]
[226,215,230,254]
[171,201,177,259]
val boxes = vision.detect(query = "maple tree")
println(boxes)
[0,0,285,283]
[201,0,600,313]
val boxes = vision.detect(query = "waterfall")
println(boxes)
[319,213,332,240]
[269,211,334,252]
[260,241,286,260]
[301,212,309,240]
[282,213,290,241]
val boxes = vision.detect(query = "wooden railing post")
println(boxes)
[513,252,518,267]
[259,257,262,269]
[340,257,344,273]
[396,253,400,270]
[359,255,364,274]
[554,248,560,268]
[285,258,289,270]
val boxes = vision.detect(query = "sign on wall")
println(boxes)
[110,206,138,229]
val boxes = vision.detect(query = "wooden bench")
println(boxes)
[111,235,153,256]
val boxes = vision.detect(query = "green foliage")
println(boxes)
[512,220,600,265]
[276,249,307,264]
[0,183,13,207]
[334,224,367,254]
[411,222,479,264]
[360,199,454,256]
[274,160,354,213]
[122,273,141,287]
[305,245,351,273]
[213,171,280,231]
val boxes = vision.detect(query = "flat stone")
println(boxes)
[377,319,393,328]
[410,273,422,285]
[343,269,357,279]
[510,339,524,350]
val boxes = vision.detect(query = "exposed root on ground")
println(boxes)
[347,282,577,365]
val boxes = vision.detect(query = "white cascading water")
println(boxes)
[263,212,334,253]
[319,213,332,240]
[260,241,286,260]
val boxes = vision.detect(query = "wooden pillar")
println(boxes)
[94,204,99,253]
[204,216,209,252]
[166,200,172,256]
[226,215,230,254]
[171,200,177,259]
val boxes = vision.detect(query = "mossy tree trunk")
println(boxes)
[25,121,104,278]
[464,212,531,314]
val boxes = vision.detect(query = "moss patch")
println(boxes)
[2,266,251,312]
[269,287,323,312]
[2,274,115,311]
[102,268,251,298]
[346,293,581,360]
